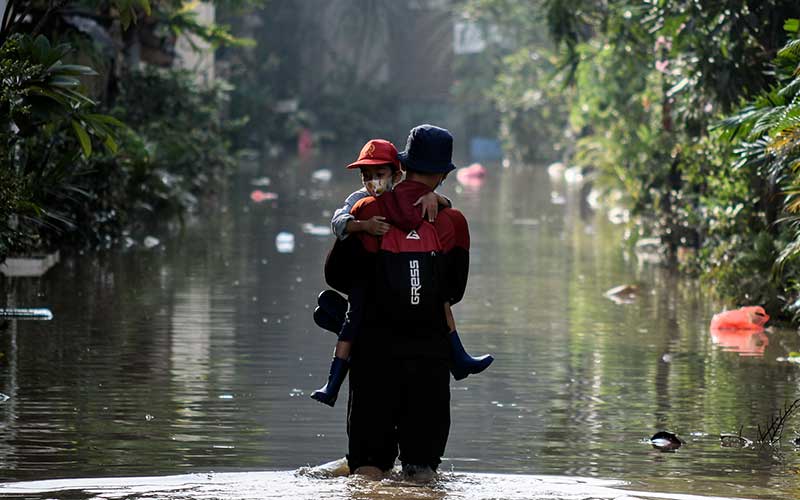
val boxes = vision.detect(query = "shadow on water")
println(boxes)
[1,154,800,499]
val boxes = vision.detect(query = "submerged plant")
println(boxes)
[722,399,800,449]
[757,398,800,446]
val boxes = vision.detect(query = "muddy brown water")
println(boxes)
[1,156,799,499]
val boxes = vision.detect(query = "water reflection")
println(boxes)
[0,469,759,500]
[0,157,799,500]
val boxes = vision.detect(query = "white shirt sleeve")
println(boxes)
[331,188,369,240]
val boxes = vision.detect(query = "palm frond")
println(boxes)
[778,38,800,62]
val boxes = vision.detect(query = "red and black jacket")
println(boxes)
[324,181,470,356]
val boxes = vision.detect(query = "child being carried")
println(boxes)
[311,139,493,407]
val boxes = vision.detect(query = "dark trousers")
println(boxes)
[346,355,450,472]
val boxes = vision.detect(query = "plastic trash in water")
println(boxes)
[143,236,160,249]
[710,306,769,330]
[564,166,584,184]
[649,431,683,451]
[250,177,271,187]
[275,232,295,253]
[250,190,278,203]
[0,308,53,320]
[456,163,487,190]
[301,223,330,236]
[709,306,770,357]
[311,169,332,183]
[604,284,638,305]
[547,162,566,179]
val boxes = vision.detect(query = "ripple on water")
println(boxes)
[0,469,760,500]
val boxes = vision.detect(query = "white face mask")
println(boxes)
[365,177,394,197]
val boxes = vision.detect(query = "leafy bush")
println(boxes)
[0,33,120,258]
[67,68,239,247]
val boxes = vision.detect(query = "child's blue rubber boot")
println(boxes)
[449,329,493,381]
[311,357,349,407]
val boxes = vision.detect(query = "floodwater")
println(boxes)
[1,155,800,500]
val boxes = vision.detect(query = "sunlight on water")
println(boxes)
[0,468,755,500]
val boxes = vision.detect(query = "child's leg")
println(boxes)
[445,302,494,381]
[311,286,364,407]
[311,340,351,407]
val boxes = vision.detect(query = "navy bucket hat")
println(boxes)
[397,124,456,174]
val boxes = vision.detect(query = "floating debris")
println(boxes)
[511,218,539,226]
[607,207,629,225]
[275,232,295,253]
[563,166,584,184]
[777,352,800,364]
[710,306,769,330]
[0,308,53,320]
[250,190,278,203]
[604,284,639,305]
[311,169,332,183]
[720,433,753,448]
[550,192,566,205]
[546,161,565,179]
[143,236,160,249]
[634,237,664,264]
[456,163,487,189]
[649,431,683,451]
[301,223,330,236]
[237,149,260,162]
[250,177,271,187]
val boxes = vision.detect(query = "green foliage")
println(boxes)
[705,232,783,313]
[462,1,800,319]
[459,0,566,163]
[0,33,125,258]
[491,47,567,163]
[0,1,248,259]
[68,68,238,247]
[221,0,403,152]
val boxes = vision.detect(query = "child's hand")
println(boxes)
[364,216,390,236]
[414,192,440,222]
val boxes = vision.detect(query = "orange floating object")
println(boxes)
[456,163,487,189]
[250,190,278,203]
[709,306,769,331]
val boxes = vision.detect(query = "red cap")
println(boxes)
[347,139,400,170]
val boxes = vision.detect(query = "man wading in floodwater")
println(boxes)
[325,124,471,478]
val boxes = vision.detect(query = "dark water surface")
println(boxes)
[2,157,800,499]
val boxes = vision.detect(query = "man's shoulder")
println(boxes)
[436,207,469,231]
[434,207,469,250]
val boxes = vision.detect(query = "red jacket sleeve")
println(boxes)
[434,208,470,305]
[351,196,382,253]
